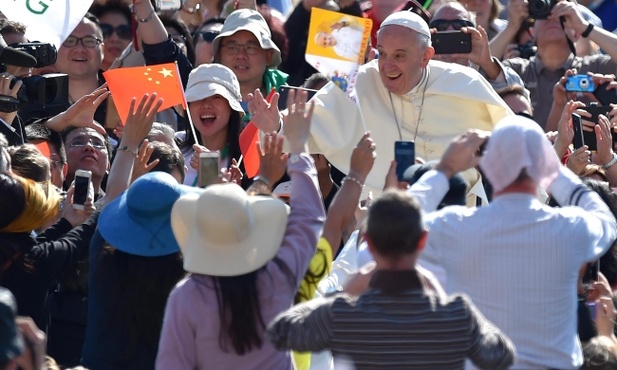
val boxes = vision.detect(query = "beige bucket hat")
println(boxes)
[212,9,282,68]
[184,63,244,116]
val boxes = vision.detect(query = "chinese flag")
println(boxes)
[103,63,186,124]
[239,89,276,178]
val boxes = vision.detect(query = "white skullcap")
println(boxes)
[479,115,561,193]
[380,11,431,38]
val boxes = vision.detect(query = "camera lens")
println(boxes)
[580,79,589,89]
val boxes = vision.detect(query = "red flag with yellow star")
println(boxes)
[103,62,186,124]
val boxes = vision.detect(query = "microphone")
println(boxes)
[0,34,37,68]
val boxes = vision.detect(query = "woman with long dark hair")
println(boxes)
[157,91,324,369]
[176,63,245,187]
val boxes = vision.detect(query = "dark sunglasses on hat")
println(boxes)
[100,24,132,40]
[428,19,475,31]
[195,31,220,43]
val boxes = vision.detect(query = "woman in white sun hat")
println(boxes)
[156,90,324,369]
[177,63,247,187]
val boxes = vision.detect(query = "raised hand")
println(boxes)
[256,132,287,185]
[130,139,160,183]
[349,132,376,184]
[282,88,314,154]
[48,85,110,134]
[247,88,281,133]
[121,93,163,150]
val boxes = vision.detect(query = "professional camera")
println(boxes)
[517,41,537,59]
[528,0,556,19]
[11,73,68,105]
[9,42,57,68]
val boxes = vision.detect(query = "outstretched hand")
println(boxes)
[349,132,376,183]
[282,88,314,154]
[121,93,163,149]
[50,85,110,134]
[247,88,281,133]
[257,132,287,185]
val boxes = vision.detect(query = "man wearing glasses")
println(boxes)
[49,13,113,144]
[61,126,110,201]
[429,2,525,95]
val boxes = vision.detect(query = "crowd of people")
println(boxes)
[0,0,617,368]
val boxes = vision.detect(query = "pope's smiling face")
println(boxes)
[377,25,434,95]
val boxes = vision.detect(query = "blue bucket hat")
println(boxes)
[0,288,23,362]
[99,172,202,257]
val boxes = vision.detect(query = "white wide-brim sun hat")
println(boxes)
[171,183,290,276]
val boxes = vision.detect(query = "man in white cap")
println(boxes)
[256,11,511,199]
[412,116,617,369]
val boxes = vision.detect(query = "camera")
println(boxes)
[9,42,57,68]
[517,41,537,59]
[0,40,67,114]
[565,75,595,92]
[528,0,556,19]
[10,73,68,106]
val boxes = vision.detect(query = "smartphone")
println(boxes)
[73,170,91,210]
[394,141,415,182]
[593,82,617,106]
[277,86,319,110]
[198,152,220,188]
[565,75,595,92]
[155,0,182,11]
[582,260,600,290]
[431,31,472,55]
[572,113,586,150]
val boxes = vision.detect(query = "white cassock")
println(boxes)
[303,59,513,200]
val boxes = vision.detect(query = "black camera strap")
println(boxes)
[559,16,577,56]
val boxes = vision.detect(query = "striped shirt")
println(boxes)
[267,269,515,369]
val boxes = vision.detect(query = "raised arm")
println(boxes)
[322,132,375,256]
[272,89,326,284]
[102,93,163,207]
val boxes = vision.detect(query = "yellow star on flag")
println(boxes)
[159,67,173,78]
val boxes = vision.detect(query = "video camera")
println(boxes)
[528,0,556,19]
[0,41,68,113]
[10,42,57,68]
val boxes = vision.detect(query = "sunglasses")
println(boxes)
[101,24,132,40]
[428,19,475,31]
[195,31,219,43]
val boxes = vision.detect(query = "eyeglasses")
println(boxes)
[428,19,475,31]
[196,31,219,43]
[67,136,107,150]
[101,24,132,40]
[220,43,261,55]
[62,35,103,48]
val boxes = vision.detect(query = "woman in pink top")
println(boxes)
[156,90,325,369]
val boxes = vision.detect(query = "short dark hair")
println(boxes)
[25,123,67,164]
[0,19,26,37]
[147,141,186,182]
[89,0,132,26]
[61,125,112,161]
[366,189,424,258]
[303,73,329,90]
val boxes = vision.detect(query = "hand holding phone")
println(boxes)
[572,113,587,150]
[394,141,415,182]
[198,152,220,188]
[73,170,92,210]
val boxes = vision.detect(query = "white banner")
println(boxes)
[0,0,95,49]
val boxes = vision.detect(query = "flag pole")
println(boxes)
[173,62,200,145]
